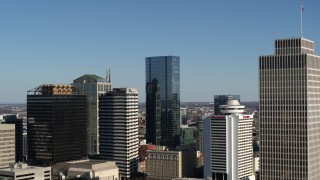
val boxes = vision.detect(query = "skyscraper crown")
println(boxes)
[219,99,245,115]
[275,38,314,55]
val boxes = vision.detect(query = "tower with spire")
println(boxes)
[73,73,112,155]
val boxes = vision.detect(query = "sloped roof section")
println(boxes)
[73,74,105,83]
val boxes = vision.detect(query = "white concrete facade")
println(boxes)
[0,162,51,180]
[99,88,139,179]
[203,100,253,180]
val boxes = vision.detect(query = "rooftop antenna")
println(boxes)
[301,4,304,38]
[108,68,111,83]
[106,68,108,81]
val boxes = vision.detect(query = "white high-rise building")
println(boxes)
[99,88,139,179]
[203,100,253,180]
[73,73,112,155]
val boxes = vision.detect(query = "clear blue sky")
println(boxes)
[1,1,319,103]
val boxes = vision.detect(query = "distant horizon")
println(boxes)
[0,101,259,104]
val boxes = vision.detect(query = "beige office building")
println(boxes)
[259,38,320,179]
[0,162,51,180]
[146,149,182,179]
[0,124,15,168]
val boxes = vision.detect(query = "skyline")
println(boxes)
[1,1,320,103]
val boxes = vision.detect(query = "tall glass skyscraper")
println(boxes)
[146,56,180,147]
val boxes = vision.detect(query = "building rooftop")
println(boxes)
[226,99,240,106]
[74,74,104,81]
[220,99,245,115]
[0,163,50,173]
[27,84,82,95]
[53,159,118,173]
[73,74,110,83]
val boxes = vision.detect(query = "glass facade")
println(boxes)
[180,127,195,146]
[27,93,87,166]
[146,56,180,147]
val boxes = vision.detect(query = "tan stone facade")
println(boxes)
[146,150,182,179]
[0,124,15,168]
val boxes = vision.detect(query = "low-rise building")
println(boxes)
[52,159,119,180]
[146,149,182,179]
[0,162,51,180]
[146,146,196,179]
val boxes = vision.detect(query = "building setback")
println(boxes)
[0,124,15,168]
[259,38,320,179]
[27,84,87,166]
[73,73,112,155]
[99,88,139,179]
[146,56,180,147]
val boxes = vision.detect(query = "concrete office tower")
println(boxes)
[99,88,139,179]
[214,95,240,115]
[27,84,87,166]
[73,73,112,155]
[259,38,320,180]
[146,56,180,147]
[0,124,15,168]
[0,162,51,180]
[2,116,27,162]
[203,100,253,180]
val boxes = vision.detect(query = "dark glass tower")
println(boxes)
[214,95,240,115]
[146,56,180,147]
[27,84,87,166]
